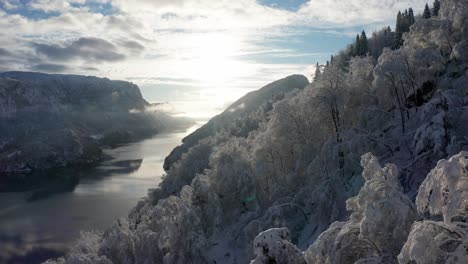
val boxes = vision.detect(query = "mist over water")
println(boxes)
[0,124,202,264]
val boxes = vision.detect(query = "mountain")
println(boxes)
[163,74,309,170]
[160,74,308,196]
[0,72,169,182]
[46,0,468,263]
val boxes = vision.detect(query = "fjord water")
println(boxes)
[0,124,200,264]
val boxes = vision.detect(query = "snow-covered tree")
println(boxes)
[399,152,468,263]
[43,1,468,263]
[304,153,418,264]
[369,27,394,59]
[157,138,215,200]
[208,138,257,215]
[373,49,413,133]
[249,228,306,264]
[313,62,321,82]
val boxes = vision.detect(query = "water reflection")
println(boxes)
[0,124,201,264]
[24,159,143,203]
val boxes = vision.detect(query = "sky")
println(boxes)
[0,0,427,120]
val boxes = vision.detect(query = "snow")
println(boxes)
[304,153,417,264]
[44,0,468,263]
[399,152,468,263]
[250,228,306,264]
[416,151,468,223]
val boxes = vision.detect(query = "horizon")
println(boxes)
[1,0,466,263]
[0,0,428,119]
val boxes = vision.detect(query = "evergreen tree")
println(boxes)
[393,8,415,50]
[408,8,415,25]
[393,11,404,49]
[396,11,403,33]
[423,3,431,19]
[432,0,440,16]
[313,62,321,82]
[354,34,361,56]
[402,9,412,32]
[359,30,369,56]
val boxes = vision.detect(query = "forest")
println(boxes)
[46,0,468,263]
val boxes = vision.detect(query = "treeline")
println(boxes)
[313,0,443,76]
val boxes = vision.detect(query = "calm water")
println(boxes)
[0,124,200,264]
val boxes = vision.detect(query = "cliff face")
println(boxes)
[0,72,161,179]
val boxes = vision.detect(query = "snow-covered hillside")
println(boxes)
[0,72,181,182]
[46,0,468,263]
[163,74,309,171]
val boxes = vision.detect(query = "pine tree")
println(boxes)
[408,8,415,25]
[393,11,404,49]
[354,34,361,56]
[423,3,431,19]
[432,0,440,16]
[396,11,403,33]
[402,9,411,32]
[313,62,321,82]
[359,30,368,56]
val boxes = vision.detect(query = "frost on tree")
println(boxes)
[249,228,306,264]
[399,152,468,264]
[412,89,464,159]
[43,232,112,264]
[304,153,418,264]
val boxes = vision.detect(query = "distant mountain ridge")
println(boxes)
[0,72,166,182]
[0,71,149,116]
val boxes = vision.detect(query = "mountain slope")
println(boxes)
[163,74,309,171]
[0,72,167,182]
[46,0,468,263]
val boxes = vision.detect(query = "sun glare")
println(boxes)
[177,33,254,116]
[186,33,249,86]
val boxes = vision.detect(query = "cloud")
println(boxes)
[0,48,12,56]
[81,66,99,71]
[29,0,74,13]
[120,40,145,54]
[0,0,431,118]
[31,37,126,62]
[31,63,69,72]
[296,0,427,27]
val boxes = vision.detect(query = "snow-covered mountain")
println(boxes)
[45,0,468,263]
[163,74,309,172]
[0,72,173,182]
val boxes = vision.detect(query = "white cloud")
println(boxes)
[296,0,427,27]
[0,0,429,117]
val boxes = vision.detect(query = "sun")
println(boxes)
[176,32,254,116]
[186,33,249,86]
